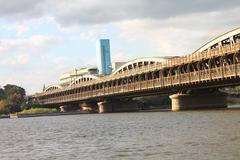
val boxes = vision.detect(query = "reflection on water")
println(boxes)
[0,108,240,160]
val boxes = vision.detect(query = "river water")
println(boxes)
[0,109,240,160]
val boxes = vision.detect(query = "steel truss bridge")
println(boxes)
[35,27,240,108]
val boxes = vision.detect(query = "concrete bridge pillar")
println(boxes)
[97,100,139,113]
[79,102,98,113]
[98,101,113,113]
[170,90,227,111]
[59,104,80,112]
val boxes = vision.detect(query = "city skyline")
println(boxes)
[0,0,240,94]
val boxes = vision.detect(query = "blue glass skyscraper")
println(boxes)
[96,39,112,75]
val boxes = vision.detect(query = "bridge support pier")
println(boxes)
[170,91,227,111]
[97,100,139,113]
[59,104,80,112]
[79,102,98,113]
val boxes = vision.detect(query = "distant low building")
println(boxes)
[59,67,98,86]
[111,62,127,72]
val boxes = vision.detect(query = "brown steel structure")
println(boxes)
[35,28,240,106]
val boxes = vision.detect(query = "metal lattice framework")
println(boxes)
[70,75,100,86]
[35,27,240,105]
[112,57,174,75]
[44,85,62,92]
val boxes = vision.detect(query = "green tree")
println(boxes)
[4,84,26,113]
[0,88,4,100]
[0,100,9,114]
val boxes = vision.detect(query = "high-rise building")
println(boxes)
[96,39,112,75]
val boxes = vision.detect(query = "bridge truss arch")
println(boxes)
[193,27,240,55]
[112,57,173,75]
[44,85,62,92]
[70,75,100,86]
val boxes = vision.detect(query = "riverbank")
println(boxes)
[0,114,10,119]
[227,96,240,104]
[1,99,240,119]
[9,111,92,119]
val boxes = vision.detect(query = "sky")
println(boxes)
[0,0,240,94]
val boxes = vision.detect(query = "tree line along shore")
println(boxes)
[0,84,57,116]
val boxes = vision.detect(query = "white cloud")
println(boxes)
[80,25,107,41]
[0,0,45,19]
[0,35,60,56]
[114,7,240,56]
[0,54,30,67]
[2,23,29,36]
[0,35,61,76]
[46,0,240,26]
[0,35,60,94]
[0,16,55,36]
[0,0,240,26]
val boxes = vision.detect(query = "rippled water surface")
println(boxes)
[1,109,240,160]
